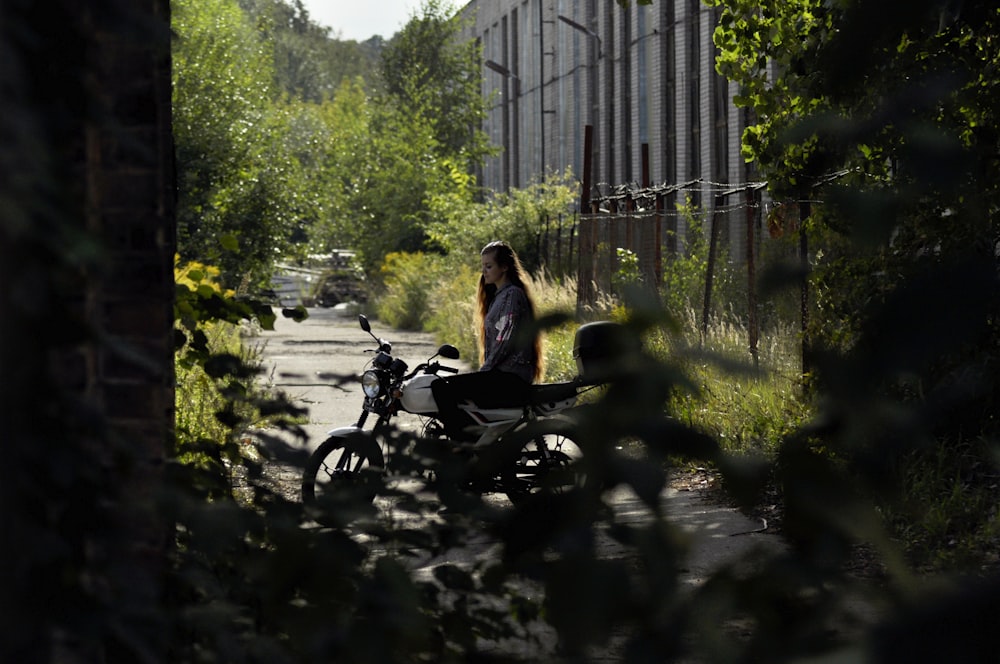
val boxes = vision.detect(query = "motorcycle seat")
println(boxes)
[528,381,580,407]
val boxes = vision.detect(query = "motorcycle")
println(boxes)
[300,315,602,516]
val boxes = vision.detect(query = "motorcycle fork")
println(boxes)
[333,412,390,473]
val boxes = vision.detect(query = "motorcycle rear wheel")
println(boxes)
[502,419,585,504]
[301,434,385,521]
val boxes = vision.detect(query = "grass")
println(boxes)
[660,307,810,457]
[884,437,1000,571]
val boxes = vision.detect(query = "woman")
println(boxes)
[477,240,544,382]
[431,241,543,440]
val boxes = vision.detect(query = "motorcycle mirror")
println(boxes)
[437,344,460,360]
[358,314,371,333]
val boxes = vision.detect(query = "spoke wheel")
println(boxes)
[502,418,585,504]
[301,434,384,523]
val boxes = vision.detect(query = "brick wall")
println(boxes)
[0,1,176,658]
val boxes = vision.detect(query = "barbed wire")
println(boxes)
[586,169,857,213]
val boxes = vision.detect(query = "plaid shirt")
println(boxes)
[480,283,535,382]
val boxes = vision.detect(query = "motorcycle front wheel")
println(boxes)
[301,433,385,520]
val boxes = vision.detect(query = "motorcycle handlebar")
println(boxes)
[402,362,459,381]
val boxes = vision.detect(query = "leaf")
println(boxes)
[280,305,308,322]
[433,564,476,592]
[219,233,239,252]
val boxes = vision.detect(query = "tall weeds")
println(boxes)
[659,307,809,457]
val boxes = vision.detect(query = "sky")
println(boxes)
[297,0,421,42]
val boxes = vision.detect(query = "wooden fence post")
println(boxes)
[746,187,760,370]
[799,200,812,379]
[702,194,726,341]
[576,215,594,315]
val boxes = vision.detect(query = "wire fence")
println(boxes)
[533,178,815,373]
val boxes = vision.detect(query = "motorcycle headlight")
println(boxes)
[361,370,384,398]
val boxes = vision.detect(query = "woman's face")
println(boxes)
[481,250,508,286]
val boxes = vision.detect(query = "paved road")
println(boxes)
[253,304,453,451]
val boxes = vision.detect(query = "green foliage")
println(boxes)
[174,256,277,366]
[714,0,1000,636]
[710,0,835,188]
[612,248,643,292]
[172,0,311,288]
[375,252,444,330]
[425,170,578,273]
[173,258,285,477]
[172,0,499,284]
[339,101,445,275]
[305,80,471,277]
[662,309,808,457]
[424,262,481,361]
[21,0,1000,661]
[175,323,243,451]
[379,0,493,169]
[884,437,1000,570]
[240,0,385,101]
[660,200,743,321]
[285,0,500,278]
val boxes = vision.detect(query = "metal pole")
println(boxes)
[558,12,602,189]
[539,1,545,180]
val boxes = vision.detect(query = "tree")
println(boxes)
[712,0,999,378]
[173,0,309,288]
[425,170,579,273]
[239,0,385,101]
[713,0,999,208]
[302,1,499,277]
[305,77,449,275]
[712,1,1000,653]
[379,0,493,170]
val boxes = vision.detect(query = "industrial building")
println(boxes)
[459,0,759,214]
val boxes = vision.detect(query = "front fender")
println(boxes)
[325,425,363,438]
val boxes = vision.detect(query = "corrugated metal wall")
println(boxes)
[461,0,768,301]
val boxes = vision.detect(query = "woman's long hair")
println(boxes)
[477,241,544,382]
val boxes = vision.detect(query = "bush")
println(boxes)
[175,321,258,454]
[174,258,276,467]
[375,252,444,330]
[878,436,1000,570]
[661,202,744,321]
[424,261,480,363]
